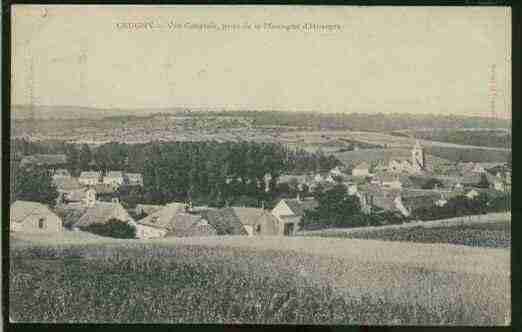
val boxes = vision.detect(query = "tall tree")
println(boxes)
[79,144,93,171]
[13,166,59,207]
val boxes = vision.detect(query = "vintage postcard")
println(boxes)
[8,5,511,325]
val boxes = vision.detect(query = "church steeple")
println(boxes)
[411,140,425,171]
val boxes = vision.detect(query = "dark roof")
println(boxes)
[75,202,133,228]
[282,199,318,217]
[203,208,247,235]
[371,193,399,211]
[136,202,217,237]
[64,188,89,202]
[460,174,484,185]
[20,154,67,167]
[55,205,87,228]
[167,214,217,237]
[398,190,442,210]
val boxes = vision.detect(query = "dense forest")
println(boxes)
[186,111,510,131]
[11,139,341,208]
[391,129,511,149]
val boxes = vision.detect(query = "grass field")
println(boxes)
[10,232,510,325]
[302,220,510,249]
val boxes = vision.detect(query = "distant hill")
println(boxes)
[11,105,191,120]
[11,105,511,131]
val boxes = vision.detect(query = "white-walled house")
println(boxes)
[52,169,71,180]
[10,201,63,233]
[125,173,144,186]
[329,166,344,177]
[346,183,358,195]
[103,171,125,189]
[271,198,318,236]
[64,188,97,207]
[352,162,370,177]
[79,171,102,186]
[381,176,402,190]
[466,189,480,200]
[134,223,168,239]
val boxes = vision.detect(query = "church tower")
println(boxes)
[411,140,425,172]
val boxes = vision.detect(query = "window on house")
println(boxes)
[38,218,45,229]
[255,225,261,234]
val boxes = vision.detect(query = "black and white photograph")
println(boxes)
[7,5,511,325]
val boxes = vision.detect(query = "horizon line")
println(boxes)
[11,104,512,120]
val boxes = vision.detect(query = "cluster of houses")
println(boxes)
[52,169,143,206]
[10,193,316,239]
[275,141,511,218]
[11,142,511,238]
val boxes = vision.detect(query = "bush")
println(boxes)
[81,218,137,239]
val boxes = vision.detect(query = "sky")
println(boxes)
[11,5,511,118]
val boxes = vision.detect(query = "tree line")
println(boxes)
[10,139,341,208]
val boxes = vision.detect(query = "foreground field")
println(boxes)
[10,233,510,325]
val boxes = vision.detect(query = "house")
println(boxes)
[466,189,480,200]
[135,202,217,239]
[124,173,144,186]
[10,201,63,233]
[373,162,388,173]
[384,141,426,174]
[277,174,313,192]
[459,162,486,175]
[486,172,511,192]
[271,198,319,236]
[79,171,102,186]
[400,190,442,214]
[135,204,163,217]
[378,174,402,190]
[471,164,486,174]
[366,190,409,217]
[388,159,417,174]
[92,184,119,202]
[63,188,96,207]
[73,201,134,230]
[52,169,71,180]
[203,208,248,235]
[352,162,370,177]
[205,207,279,236]
[53,177,83,193]
[134,222,168,239]
[460,174,487,188]
[435,194,448,207]
[55,205,88,229]
[20,154,67,170]
[314,173,325,182]
[329,166,344,177]
[345,183,359,195]
[324,174,337,184]
[356,186,435,217]
[103,171,125,189]
[235,208,279,236]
